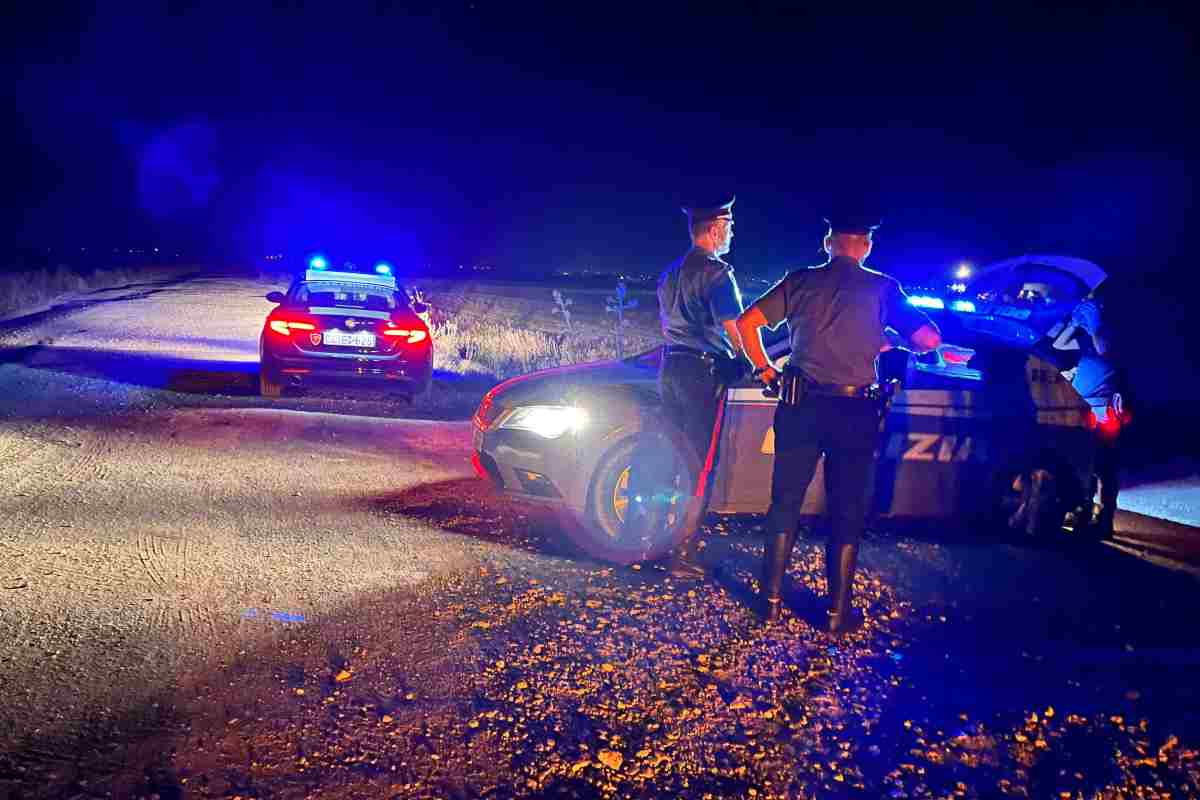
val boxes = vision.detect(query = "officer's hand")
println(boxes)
[1073,300,1101,332]
[757,366,779,386]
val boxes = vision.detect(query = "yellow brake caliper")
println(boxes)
[612,466,631,526]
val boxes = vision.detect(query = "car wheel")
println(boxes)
[573,432,704,565]
[259,365,283,398]
[998,461,1085,540]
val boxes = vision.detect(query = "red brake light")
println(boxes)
[382,323,429,344]
[267,315,317,336]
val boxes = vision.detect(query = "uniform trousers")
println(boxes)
[767,394,880,546]
[659,351,726,466]
[621,351,727,553]
[1092,426,1121,534]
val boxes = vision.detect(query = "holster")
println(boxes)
[871,378,900,429]
[778,370,809,406]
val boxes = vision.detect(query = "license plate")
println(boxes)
[323,329,376,348]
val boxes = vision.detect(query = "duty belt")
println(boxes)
[774,371,893,405]
[663,344,724,362]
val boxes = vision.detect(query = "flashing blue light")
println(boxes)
[951,300,977,313]
[374,262,393,275]
[907,295,945,310]
[309,255,328,270]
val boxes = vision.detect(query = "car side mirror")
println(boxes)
[266,291,286,303]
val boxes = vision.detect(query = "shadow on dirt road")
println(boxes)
[0,344,260,395]
[366,477,589,563]
[0,343,495,420]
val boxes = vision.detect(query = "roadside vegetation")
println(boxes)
[417,280,664,380]
[257,266,665,381]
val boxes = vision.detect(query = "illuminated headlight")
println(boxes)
[497,405,589,438]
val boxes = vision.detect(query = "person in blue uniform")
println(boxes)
[630,197,746,579]
[1049,293,1126,537]
[735,215,942,632]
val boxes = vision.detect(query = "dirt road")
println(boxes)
[0,274,506,784]
[2,272,1198,798]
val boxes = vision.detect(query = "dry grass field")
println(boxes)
[1,264,664,385]
[420,278,664,379]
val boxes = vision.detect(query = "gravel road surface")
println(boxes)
[1,272,1197,799]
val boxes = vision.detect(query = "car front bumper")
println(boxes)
[472,423,591,513]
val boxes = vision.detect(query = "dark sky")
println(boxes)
[7,1,1194,288]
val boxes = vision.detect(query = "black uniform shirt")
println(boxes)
[756,255,934,386]
[658,246,744,358]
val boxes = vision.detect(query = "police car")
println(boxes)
[471,255,1108,563]
[259,256,432,400]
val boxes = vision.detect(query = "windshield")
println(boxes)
[290,281,405,312]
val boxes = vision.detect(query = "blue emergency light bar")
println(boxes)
[308,255,328,270]
[374,262,392,275]
[951,300,976,313]
[907,295,945,310]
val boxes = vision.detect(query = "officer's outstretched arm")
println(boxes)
[909,323,942,353]
[735,306,776,380]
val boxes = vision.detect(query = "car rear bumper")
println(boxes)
[264,351,432,394]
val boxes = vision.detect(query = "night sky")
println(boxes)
[9,2,1190,273]
[4,1,1197,421]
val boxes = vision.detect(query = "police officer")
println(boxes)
[735,216,942,632]
[633,197,745,579]
[1049,293,1126,537]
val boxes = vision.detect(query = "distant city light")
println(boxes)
[951,300,977,312]
[907,295,945,309]
[955,263,972,280]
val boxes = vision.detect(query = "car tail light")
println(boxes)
[1088,407,1129,439]
[267,317,317,336]
[382,322,429,344]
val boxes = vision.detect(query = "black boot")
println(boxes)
[761,529,797,623]
[666,535,706,580]
[824,540,862,635]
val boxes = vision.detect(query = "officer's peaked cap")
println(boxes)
[682,197,735,225]
[823,215,881,235]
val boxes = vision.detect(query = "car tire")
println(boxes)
[572,431,705,565]
[996,459,1087,540]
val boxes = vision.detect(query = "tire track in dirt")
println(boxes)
[0,427,60,504]
[130,527,233,644]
